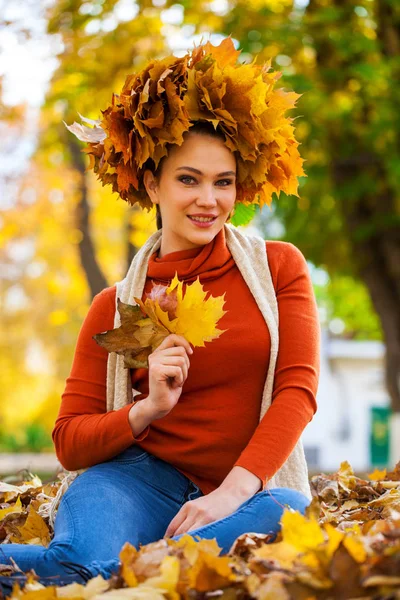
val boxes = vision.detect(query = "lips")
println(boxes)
[188,215,217,220]
[187,215,217,228]
[188,216,216,221]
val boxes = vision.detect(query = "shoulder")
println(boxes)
[81,285,117,333]
[75,285,117,350]
[265,240,310,292]
[91,285,117,312]
[265,239,307,264]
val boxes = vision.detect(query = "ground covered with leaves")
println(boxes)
[1,462,400,599]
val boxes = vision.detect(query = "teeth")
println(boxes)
[190,216,215,222]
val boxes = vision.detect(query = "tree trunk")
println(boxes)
[307,0,400,436]
[332,157,400,463]
[67,136,108,299]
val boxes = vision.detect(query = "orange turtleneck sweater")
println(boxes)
[53,228,320,494]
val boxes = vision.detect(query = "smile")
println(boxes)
[187,216,217,227]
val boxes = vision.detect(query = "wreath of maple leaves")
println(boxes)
[66,37,305,212]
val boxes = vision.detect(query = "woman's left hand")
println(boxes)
[164,488,248,538]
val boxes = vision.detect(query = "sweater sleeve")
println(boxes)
[233,242,320,489]
[52,286,150,472]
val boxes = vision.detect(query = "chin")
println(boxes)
[179,218,223,247]
[187,229,218,242]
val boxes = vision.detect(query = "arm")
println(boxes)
[52,287,152,471]
[218,466,262,498]
[128,399,157,438]
[232,242,320,490]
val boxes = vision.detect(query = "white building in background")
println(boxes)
[302,328,391,473]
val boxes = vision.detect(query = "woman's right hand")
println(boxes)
[146,334,193,419]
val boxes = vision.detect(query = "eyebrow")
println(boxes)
[175,166,236,177]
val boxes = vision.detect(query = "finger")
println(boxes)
[172,518,193,537]
[155,349,190,372]
[153,346,189,358]
[159,334,193,356]
[158,356,188,380]
[154,366,184,387]
[165,507,187,537]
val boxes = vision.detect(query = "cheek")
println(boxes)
[224,189,237,210]
[161,183,189,212]
[174,187,197,209]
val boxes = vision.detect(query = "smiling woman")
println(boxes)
[0,37,320,585]
[142,121,237,257]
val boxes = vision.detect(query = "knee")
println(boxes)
[267,487,310,514]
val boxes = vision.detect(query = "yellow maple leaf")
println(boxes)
[168,533,221,565]
[155,273,227,347]
[280,509,325,552]
[120,542,139,588]
[253,540,300,570]
[95,275,227,368]
[143,555,180,599]
[187,552,235,593]
[343,534,367,563]
[337,460,356,492]
[254,509,330,574]
[367,467,387,481]
[10,505,51,547]
[324,522,344,559]
[0,495,23,520]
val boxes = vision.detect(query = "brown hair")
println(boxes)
[145,121,230,230]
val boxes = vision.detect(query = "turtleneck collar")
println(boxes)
[146,226,235,283]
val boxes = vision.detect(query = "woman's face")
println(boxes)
[143,132,237,258]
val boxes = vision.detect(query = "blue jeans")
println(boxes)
[0,445,309,583]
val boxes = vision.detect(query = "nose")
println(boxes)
[197,184,217,207]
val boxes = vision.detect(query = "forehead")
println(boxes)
[166,133,236,172]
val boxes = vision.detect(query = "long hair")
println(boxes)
[156,205,162,231]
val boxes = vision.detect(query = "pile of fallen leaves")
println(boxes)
[1,461,400,599]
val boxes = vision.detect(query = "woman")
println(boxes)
[0,39,320,585]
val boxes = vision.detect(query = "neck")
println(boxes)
[157,232,213,259]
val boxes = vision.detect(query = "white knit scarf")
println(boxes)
[42,223,311,529]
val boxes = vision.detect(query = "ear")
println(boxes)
[143,169,159,205]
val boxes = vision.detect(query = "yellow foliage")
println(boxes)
[67,38,305,211]
[253,540,300,570]
[10,506,51,547]
[95,273,227,368]
[245,0,292,10]
[368,467,387,481]
[3,462,400,598]
[343,534,367,563]
[159,273,227,347]
[48,310,69,327]
[0,496,23,520]
[280,509,325,552]
[142,555,180,599]
[120,543,139,587]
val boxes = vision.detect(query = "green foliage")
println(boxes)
[2,0,399,447]
[0,423,53,453]
[230,202,260,227]
[314,275,383,341]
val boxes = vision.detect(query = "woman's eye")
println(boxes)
[178,176,234,186]
[179,176,196,184]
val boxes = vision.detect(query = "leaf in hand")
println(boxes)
[93,275,227,367]
[146,284,178,321]
[154,273,227,347]
[93,298,170,369]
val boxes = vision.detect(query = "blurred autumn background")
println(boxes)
[0,0,399,476]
